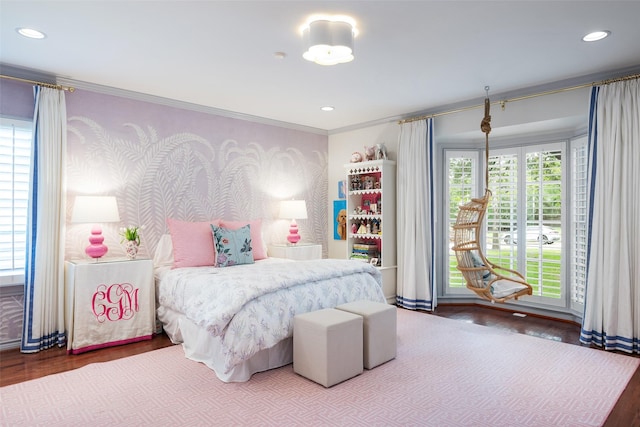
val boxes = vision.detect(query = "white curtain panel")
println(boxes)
[581,79,640,354]
[21,87,68,353]
[396,119,436,310]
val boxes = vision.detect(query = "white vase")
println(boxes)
[125,240,139,260]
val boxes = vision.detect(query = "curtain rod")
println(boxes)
[0,74,75,92]
[398,72,640,124]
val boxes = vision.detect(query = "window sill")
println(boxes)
[0,273,24,288]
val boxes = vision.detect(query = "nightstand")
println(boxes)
[64,258,155,354]
[268,243,322,260]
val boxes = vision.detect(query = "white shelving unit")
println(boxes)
[344,159,396,303]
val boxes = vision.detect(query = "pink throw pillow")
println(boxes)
[167,218,222,268]
[220,219,267,260]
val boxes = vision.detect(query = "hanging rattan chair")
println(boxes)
[452,92,533,303]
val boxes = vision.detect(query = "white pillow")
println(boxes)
[490,279,528,299]
[153,234,174,267]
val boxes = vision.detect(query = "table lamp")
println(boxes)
[279,200,307,245]
[71,196,120,259]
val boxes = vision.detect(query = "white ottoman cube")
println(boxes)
[293,308,363,387]
[336,300,397,369]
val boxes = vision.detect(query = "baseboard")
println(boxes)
[0,339,20,351]
[436,299,582,325]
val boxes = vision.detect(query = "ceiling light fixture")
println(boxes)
[301,15,357,66]
[16,27,46,39]
[582,30,610,42]
[321,106,334,111]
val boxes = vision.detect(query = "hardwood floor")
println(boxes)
[0,334,173,387]
[1,304,638,426]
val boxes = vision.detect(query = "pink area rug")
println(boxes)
[1,308,638,426]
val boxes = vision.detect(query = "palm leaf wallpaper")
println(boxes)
[64,90,328,261]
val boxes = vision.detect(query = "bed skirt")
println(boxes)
[158,306,293,382]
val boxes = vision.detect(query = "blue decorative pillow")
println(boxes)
[469,251,493,283]
[211,224,254,267]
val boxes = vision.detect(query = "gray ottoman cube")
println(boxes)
[293,308,363,387]
[336,300,397,369]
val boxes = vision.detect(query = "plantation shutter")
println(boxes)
[0,119,32,278]
[570,137,588,306]
[445,151,478,290]
[525,147,563,299]
[487,151,519,271]
[487,144,564,302]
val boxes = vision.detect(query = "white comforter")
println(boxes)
[157,258,385,374]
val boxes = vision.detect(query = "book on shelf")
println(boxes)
[352,248,377,254]
[353,243,378,251]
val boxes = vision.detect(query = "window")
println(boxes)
[444,139,586,313]
[0,118,32,286]
[445,151,479,294]
[486,151,520,274]
[491,145,564,305]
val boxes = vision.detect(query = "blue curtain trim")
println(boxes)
[396,296,434,311]
[427,119,436,301]
[21,331,66,353]
[580,329,639,354]
[585,86,599,275]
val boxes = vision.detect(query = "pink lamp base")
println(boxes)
[286,220,301,245]
[85,225,109,259]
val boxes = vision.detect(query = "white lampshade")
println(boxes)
[302,18,356,66]
[71,196,120,223]
[279,200,308,220]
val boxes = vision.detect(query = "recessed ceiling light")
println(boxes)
[321,106,335,112]
[16,27,46,39]
[582,31,610,42]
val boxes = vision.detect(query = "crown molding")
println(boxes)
[0,63,328,136]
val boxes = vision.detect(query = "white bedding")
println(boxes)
[156,258,385,380]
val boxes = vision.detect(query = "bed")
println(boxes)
[153,231,386,382]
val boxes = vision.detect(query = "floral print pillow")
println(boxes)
[211,224,254,267]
